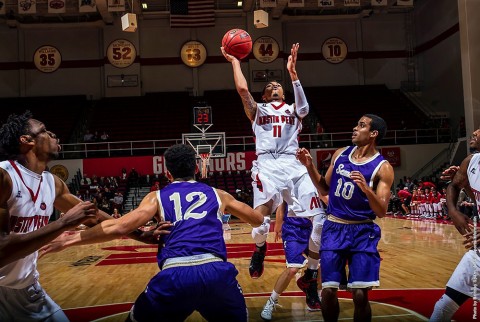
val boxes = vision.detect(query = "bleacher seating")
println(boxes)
[0,95,87,143]
[88,92,194,142]
[304,85,427,132]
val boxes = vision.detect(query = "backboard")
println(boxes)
[182,132,226,158]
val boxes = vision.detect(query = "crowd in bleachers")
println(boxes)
[388,174,477,221]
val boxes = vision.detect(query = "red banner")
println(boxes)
[82,152,258,178]
[380,147,401,167]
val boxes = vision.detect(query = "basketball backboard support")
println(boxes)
[182,132,226,158]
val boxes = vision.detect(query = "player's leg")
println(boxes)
[250,163,280,279]
[297,214,323,311]
[129,269,196,322]
[197,262,248,322]
[351,288,371,322]
[430,250,477,321]
[348,223,381,322]
[250,201,274,278]
[1,281,69,322]
[320,220,348,321]
[262,233,307,320]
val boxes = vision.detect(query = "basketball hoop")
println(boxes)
[199,153,211,179]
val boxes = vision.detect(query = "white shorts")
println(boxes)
[0,280,68,322]
[251,154,324,217]
[446,250,480,297]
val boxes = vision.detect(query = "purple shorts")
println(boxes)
[131,261,247,322]
[320,219,381,289]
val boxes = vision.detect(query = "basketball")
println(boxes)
[222,29,252,60]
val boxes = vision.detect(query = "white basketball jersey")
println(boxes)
[0,160,56,289]
[468,153,480,215]
[253,102,302,155]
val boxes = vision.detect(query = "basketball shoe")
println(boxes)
[297,268,321,311]
[249,243,267,279]
[260,297,278,321]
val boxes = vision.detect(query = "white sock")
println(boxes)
[430,294,460,322]
[270,290,280,302]
[307,258,319,270]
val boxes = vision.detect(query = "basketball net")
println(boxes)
[199,153,211,179]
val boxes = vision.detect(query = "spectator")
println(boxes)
[112,208,121,219]
[81,174,91,185]
[150,181,160,192]
[100,131,109,141]
[121,168,127,180]
[112,192,124,211]
[83,130,95,143]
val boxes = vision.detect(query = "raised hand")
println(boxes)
[39,231,79,256]
[440,165,460,181]
[287,43,299,74]
[296,148,313,167]
[59,201,98,229]
[221,47,239,63]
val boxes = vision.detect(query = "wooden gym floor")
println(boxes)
[38,217,477,321]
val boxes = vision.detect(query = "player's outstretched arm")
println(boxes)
[440,165,460,181]
[217,189,263,227]
[447,155,474,235]
[41,192,169,255]
[296,148,328,196]
[287,43,299,82]
[221,46,257,122]
[0,201,97,268]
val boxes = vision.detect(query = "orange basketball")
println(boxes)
[222,29,252,60]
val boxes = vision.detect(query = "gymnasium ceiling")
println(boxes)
[1,0,414,26]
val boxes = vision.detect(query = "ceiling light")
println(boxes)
[237,1,242,7]
[142,3,148,9]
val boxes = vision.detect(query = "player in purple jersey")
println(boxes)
[40,144,264,322]
[297,115,394,322]
[260,202,313,320]
[430,130,480,321]
[222,43,325,311]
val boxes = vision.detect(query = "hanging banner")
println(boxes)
[48,0,66,13]
[371,0,387,6]
[344,0,360,6]
[288,0,304,7]
[108,0,125,12]
[79,0,97,12]
[380,147,401,167]
[260,0,276,8]
[18,0,36,14]
[318,0,334,7]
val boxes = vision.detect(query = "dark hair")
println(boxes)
[0,110,33,158]
[364,114,387,144]
[164,144,197,180]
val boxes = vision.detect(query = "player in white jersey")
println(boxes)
[222,43,325,310]
[0,111,113,321]
[430,131,480,321]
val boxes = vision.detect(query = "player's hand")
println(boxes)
[450,209,473,235]
[39,231,79,257]
[59,201,98,229]
[287,43,299,74]
[440,165,459,181]
[296,148,313,167]
[350,171,369,193]
[274,224,282,242]
[134,221,173,244]
[221,47,238,63]
[462,224,480,249]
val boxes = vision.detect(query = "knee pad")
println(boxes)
[309,220,323,253]
[430,294,459,322]
[252,217,271,244]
